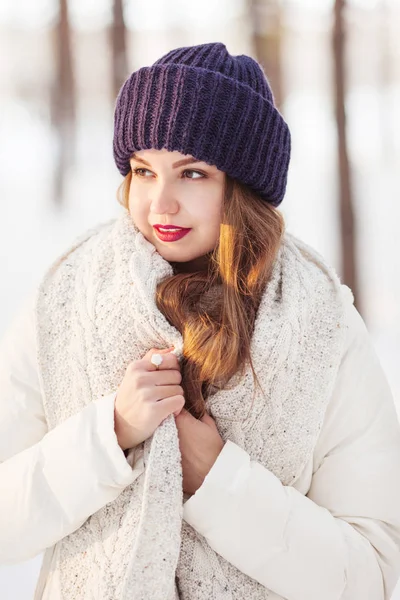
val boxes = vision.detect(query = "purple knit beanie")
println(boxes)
[113,42,291,207]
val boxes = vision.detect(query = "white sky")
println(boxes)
[0,0,394,31]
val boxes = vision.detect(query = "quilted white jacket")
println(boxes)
[1,288,400,599]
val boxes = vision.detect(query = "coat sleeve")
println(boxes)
[183,292,400,600]
[0,291,144,565]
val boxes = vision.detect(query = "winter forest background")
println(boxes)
[0,0,399,597]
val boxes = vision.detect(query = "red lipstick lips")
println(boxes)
[153,225,192,243]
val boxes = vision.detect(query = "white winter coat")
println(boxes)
[1,285,400,599]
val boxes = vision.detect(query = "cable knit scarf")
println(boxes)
[34,208,351,600]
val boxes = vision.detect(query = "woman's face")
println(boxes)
[128,148,225,269]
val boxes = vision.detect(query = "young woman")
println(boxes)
[1,42,400,600]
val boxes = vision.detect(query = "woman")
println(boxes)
[1,42,400,600]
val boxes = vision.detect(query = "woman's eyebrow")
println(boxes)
[130,153,203,169]
[172,157,202,168]
[130,153,151,166]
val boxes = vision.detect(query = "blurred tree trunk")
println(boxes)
[247,0,283,110]
[333,0,360,310]
[51,0,75,206]
[378,0,393,161]
[111,0,128,100]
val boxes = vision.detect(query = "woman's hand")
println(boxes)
[114,347,185,451]
[175,408,225,496]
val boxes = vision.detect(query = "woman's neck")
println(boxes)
[171,254,212,275]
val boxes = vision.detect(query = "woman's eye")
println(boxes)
[183,169,204,179]
[132,167,153,177]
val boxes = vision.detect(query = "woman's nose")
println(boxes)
[150,185,179,214]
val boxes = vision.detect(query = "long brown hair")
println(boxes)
[117,172,285,419]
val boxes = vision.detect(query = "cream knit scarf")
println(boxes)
[35,208,350,600]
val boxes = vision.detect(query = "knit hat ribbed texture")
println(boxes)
[113,42,291,207]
